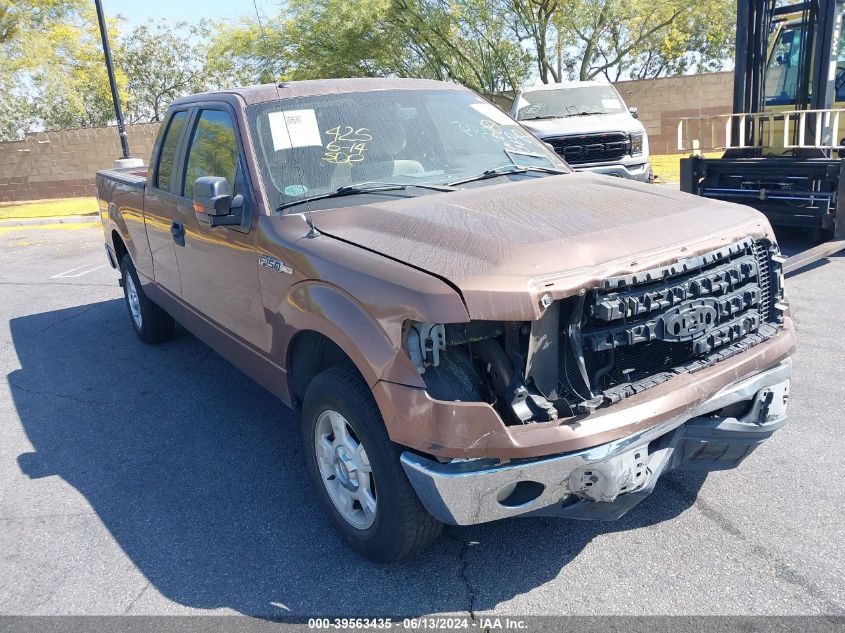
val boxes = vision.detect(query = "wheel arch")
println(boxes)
[281,281,425,408]
[287,330,368,408]
[111,229,128,266]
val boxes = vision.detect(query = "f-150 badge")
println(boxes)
[259,255,293,275]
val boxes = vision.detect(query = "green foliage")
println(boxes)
[118,20,213,122]
[280,0,405,81]
[534,0,736,81]
[0,1,117,137]
[205,0,532,96]
[392,0,532,94]
[0,4,17,45]
[207,16,289,85]
[516,0,736,82]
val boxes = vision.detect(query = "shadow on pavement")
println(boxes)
[773,225,830,258]
[9,299,707,617]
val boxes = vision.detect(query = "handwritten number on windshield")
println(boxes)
[450,120,533,153]
[323,126,373,164]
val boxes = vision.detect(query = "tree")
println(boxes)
[507,0,563,83]
[207,15,290,86]
[206,0,532,96]
[0,3,17,45]
[0,0,114,139]
[206,0,407,84]
[26,5,121,129]
[506,0,736,83]
[0,77,36,141]
[563,0,735,81]
[392,0,532,94]
[119,20,214,123]
[281,0,406,80]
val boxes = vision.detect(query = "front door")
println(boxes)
[172,106,268,351]
[143,109,190,295]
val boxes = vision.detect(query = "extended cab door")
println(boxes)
[144,108,191,296]
[172,105,268,351]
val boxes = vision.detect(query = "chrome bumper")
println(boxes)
[400,360,791,525]
[576,160,652,182]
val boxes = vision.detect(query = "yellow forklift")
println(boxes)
[680,0,845,243]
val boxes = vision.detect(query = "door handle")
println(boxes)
[170,221,186,247]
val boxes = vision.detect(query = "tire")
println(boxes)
[120,254,175,344]
[301,366,443,562]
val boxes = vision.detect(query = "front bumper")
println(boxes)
[400,360,790,525]
[575,159,652,182]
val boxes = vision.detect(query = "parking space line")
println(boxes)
[0,221,100,234]
[51,264,106,279]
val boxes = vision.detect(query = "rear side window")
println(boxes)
[156,111,188,192]
[183,110,239,199]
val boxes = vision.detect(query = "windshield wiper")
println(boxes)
[561,110,605,117]
[446,164,567,187]
[276,181,456,211]
[520,114,562,121]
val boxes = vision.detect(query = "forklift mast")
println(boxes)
[680,0,845,240]
[732,0,844,144]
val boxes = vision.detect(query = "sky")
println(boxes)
[102,0,276,27]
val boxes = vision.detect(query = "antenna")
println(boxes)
[251,0,320,238]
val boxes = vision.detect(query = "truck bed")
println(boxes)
[96,165,148,188]
[96,165,147,203]
[96,164,150,274]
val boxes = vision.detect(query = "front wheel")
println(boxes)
[120,254,175,344]
[301,366,443,562]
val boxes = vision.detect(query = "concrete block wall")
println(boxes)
[613,71,734,154]
[0,123,161,203]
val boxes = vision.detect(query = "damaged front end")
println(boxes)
[395,236,793,524]
[403,236,787,427]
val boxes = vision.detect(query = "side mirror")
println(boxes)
[193,176,232,216]
[628,106,639,119]
[193,176,243,226]
[543,141,557,154]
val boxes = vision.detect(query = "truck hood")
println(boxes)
[520,112,644,138]
[312,173,772,320]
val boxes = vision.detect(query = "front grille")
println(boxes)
[557,237,784,412]
[544,132,630,165]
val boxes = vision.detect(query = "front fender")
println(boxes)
[282,281,426,391]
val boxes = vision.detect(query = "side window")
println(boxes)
[156,111,188,192]
[183,110,239,199]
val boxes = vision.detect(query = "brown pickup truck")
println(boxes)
[97,78,795,562]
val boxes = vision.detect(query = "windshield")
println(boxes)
[763,18,845,106]
[515,85,627,120]
[247,88,567,211]
[764,24,806,106]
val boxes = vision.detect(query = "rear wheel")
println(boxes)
[301,366,443,562]
[120,254,175,344]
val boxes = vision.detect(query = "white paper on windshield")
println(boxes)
[471,103,516,126]
[268,109,322,151]
[601,98,621,109]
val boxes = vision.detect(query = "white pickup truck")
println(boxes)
[512,80,652,182]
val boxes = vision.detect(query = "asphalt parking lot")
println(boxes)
[0,222,843,617]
